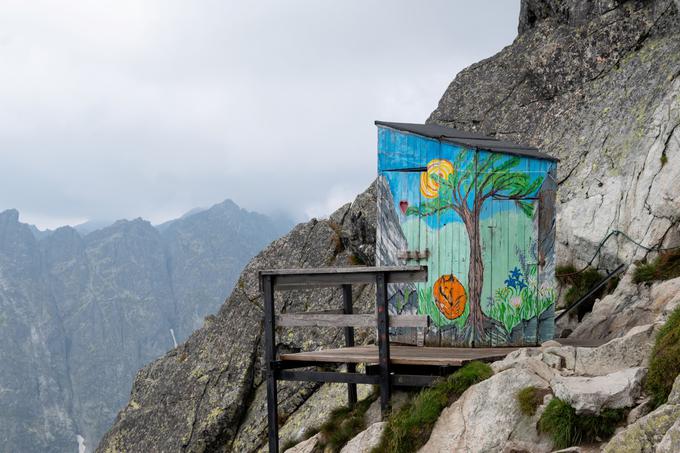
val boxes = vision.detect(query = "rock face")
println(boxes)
[419,368,553,453]
[430,0,680,270]
[96,184,377,453]
[0,200,286,453]
[571,275,680,340]
[603,374,680,452]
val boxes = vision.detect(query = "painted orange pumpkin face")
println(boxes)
[433,274,467,319]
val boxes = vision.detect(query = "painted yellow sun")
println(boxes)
[420,159,454,199]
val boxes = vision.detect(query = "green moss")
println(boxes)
[633,250,680,284]
[660,152,668,167]
[371,362,493,453]
[313,391,377,452]
[538,398,626,449]
[646,305,680,407]
[516,386,545,416]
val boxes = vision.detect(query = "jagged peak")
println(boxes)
[0,208,20,223]
[517,0,656,33]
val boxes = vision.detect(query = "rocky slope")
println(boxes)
[429,0,680,270]
[0,200,286,453]
[98,0,680,452]
[96,185,377,453]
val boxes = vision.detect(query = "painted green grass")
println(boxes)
[486,264,555,334]
[646,305,680,407]
[538,398,625,449]
[371,362,493,453]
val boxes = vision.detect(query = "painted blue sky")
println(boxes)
[378,127,555,229]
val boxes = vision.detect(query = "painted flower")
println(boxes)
[510,296,522,308]
[510,267,522,280]
[420,159,454,199]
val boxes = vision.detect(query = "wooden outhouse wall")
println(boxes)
[376,126,557,347]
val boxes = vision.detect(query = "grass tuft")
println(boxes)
[538,398,625,449]
[646,305,680,407]
[633,250,680,284]
[370,361,493,453]
[516,386,547,416]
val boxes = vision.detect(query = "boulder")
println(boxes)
[550,367,646,414]
[603,374,680,452]
[339,422,386,453]
[283,433,320,453]
[419,368,553,452]
[602,404,680,453]
[657,417,680,453]
[492,348,559,383]
[627,397,654,425]
[573,324,656,376]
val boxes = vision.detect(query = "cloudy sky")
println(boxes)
[0,0,520,229]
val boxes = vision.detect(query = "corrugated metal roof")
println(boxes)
[375,121,558,162]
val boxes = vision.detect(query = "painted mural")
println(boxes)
[376,126,558,347]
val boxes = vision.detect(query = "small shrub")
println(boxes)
[563,268,604,306]
[646,305,680,407]
[633,250,680,284]
[371,361,493,453]
[516,386,546,416]
[555,265,607,317]
[538,398,625,449]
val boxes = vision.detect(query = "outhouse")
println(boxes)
[375,121,559,347]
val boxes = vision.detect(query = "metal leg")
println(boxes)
[376,272,391,416]
[263,275,279,453]
[342,284,357,407]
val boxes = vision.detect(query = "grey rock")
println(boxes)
[627,397,654,425]
[283,433,320,453]
[339,422,386,453]
[550,367,646,414]
[602,403,680,452]
[419,368,553,452]
[573,323,656,375]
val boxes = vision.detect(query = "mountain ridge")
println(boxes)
[0,198,289,452]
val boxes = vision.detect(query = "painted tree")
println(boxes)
[406,152,544,342]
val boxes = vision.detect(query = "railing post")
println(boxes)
[342,284,357,407]
[263,275,279,453]
[376,272,391,416]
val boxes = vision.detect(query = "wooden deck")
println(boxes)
[280,338,609,367]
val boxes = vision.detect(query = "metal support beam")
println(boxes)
[263,275,278,453]
[342,284,357,407]
[376,272,391,416]
[278,370,379,385]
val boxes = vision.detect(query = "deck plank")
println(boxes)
[280,345,520,366]
[279,338,609,367]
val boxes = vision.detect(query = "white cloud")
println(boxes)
[0,0,520,229]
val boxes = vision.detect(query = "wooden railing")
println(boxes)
[259,265,428,453]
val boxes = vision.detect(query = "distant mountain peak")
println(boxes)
[0,208,20,222]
